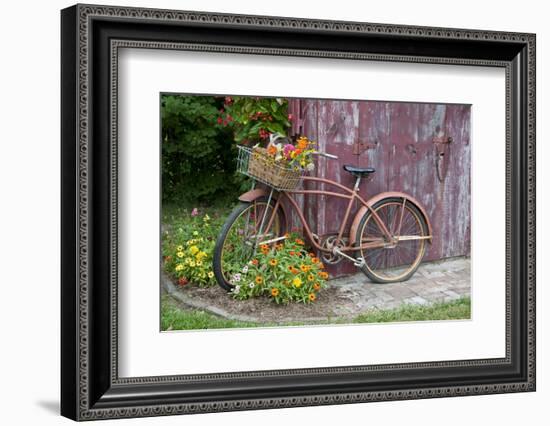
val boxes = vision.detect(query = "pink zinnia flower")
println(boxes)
[283,144,295,159]
[191,208,199,217]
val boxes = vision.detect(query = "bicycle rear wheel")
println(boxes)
[213,197,286,291]
[355,197,429,283]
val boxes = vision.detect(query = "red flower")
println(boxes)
[224,96,233,105]
[288,114,294,121]
[259,129,269,140]
[178,277,189,286]
[217,117,223,124]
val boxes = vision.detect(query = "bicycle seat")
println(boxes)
[343,165,376,177]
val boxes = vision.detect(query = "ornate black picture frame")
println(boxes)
[61,3,536,421]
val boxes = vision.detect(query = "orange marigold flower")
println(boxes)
[267,145,277,156]
[271,287,279,297]
[289,251,295,256]
[251,259,259,265]
[255,276,264,284]
[260,244,269,250]
[275,243,283,250]
[312,257,320,264]
[269,258,278,266]
[307,274,315,281]
[318,271,329,279]
[308,252,315,257]
[300,264,309,272]
[308,293,316,301]
[297,139,308,150]
[295,238,305,245]
[313,282,321,291]
[319,263,325,269]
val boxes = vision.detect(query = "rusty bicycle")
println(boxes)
[213,137,433,291]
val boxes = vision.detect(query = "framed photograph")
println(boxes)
[61,3,536,421]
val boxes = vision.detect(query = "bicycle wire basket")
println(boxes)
[236,145,305,191]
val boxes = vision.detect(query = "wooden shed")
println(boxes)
[287,99,471,277]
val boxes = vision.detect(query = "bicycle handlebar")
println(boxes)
[316,151,339,160]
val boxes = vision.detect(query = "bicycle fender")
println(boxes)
[350,192,433,243]
[238,188,268,202]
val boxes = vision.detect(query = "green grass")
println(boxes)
[161,296,261,330]
[161,295,471,331]
[351,297,470,323]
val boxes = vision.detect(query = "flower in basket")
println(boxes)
[264,135,317,172]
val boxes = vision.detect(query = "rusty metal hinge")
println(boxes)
[353,140,378,155]
[433,135,453,182]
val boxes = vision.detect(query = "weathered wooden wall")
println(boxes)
[288,99,471,277]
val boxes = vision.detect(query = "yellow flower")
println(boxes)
[313,282,321,291]
[269,258,278,266]
[307,274,314,281]
[196,261,203,267]
[196,251,207,260]
[255,275,263,284]
[308,293,316,301]
[207,271,214,278]
[189,245,199,255]
[300,264,310,272]
[271,288,279,297]
[189,261,196,267]
[175,264,184,271]
[193,231,199,236]
[185,257,192,264]
[176,251,184,258]
[176,245,184,252]
[292,277,302,288]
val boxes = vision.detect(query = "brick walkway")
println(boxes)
[328,257,471,315]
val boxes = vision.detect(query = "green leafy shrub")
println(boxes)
[229,235,329,304]
[219,96,291,144]
[161,95,242,203]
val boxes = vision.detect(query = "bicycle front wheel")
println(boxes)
[213,197,286,291]
[355,197,429,283]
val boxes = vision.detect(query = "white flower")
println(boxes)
[233,285,241,294]
[242,265,249,273]
[306,162,315,171]
[248,282,255,289]
[233,273,242,282]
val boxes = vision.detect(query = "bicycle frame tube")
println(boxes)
[274,176,393,253]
